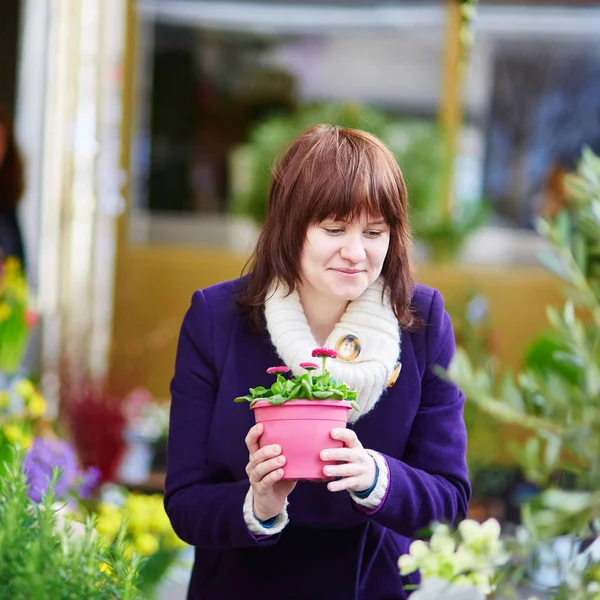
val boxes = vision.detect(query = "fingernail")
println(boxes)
[331,429,340,436]
[272,445,281,454]
[321,451,329,460]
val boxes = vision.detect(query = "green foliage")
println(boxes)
[447,147,600,543]
[235,370,359,413]
[0,448,142,600]
[229,101,486,262]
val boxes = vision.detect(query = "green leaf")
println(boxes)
[350,401,360,412]
[233,395,251,403]
[556,210,571,247]
[301,379,313,399]
[553,351,584,368]
[250,386,267,398]
[312,391,334,399]
[538,250,571,280]
[268,394,286,405]
[331,389,345,399]
[572,233,588,274]
[288,384,302,399]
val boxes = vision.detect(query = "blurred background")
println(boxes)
[2,0,600,597]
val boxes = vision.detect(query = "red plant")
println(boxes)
[60,368,126,484]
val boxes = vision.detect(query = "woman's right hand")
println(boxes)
[245,423,297,522]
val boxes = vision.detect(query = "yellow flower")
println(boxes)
[15,379,35,399]
[4,424,25,445]
[149,504,172,534]
[96,504,123,539]
[134,532,159,556]
[0,303,11,322]
[99,561,113,576]
[0,391,10,409]
[27,393,46,418]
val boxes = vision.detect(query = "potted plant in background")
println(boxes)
[229,101,487,263]
[0,449,142,599]
[235,348,357,480]
[444,147,600,593]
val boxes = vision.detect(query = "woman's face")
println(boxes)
[299,213,390,303]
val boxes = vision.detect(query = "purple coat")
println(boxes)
[165,277,470,600]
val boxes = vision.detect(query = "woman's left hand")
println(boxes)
[320,428,376,493]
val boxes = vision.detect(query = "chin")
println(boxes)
[327,279,370,301]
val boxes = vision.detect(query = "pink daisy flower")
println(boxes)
[299,362,319,371]
[311,348,337,359]
[266,366,290,375]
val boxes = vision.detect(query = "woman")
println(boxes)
[165,125,470,599]
[0,109,25,267]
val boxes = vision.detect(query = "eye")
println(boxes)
[365,230,383,238]
[324,228,344,235]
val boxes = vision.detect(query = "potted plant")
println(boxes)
[0,449,142,599]
[444,147,600,592]
[234,347,358,480]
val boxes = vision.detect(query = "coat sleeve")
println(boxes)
[355,289,471,537]
[164,290,282,548]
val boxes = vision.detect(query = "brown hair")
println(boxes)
[0,108,24,211]
[238,124,420,330]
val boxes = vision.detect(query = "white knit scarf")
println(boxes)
[263,278,401,423]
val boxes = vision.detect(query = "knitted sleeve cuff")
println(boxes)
[243,486,289,536]
[348,450,389,510]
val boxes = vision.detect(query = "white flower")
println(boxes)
[458,519,482,544]
[430,524,457,555]
[398,554,419,576]
[409,539,430,560]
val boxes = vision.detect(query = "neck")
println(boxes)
[297,284,348,346]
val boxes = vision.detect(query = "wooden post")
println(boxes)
[438,0,465,219]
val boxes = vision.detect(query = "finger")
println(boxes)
[322,462,363,479]
[330,428,362,448]
[244,423,263,454]
[327,476,363,493]
[255,467,285,492]
[247,444,281,471]
[250,455,286,483]
[320,448,359,463]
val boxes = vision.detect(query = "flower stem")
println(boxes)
[321,356,326,375]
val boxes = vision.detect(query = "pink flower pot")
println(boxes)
[251,399,352,481]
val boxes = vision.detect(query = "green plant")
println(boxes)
[229,101,486,262]
[234,347,359,411]
[448,148,600,499]
[96,489,188,597]
[0,257,38,374]
[398,518,509,596]
[443,146,600,576]
[0,448,142,599]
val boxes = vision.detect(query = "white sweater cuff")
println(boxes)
[348,450,389,510]
[243,486,289,536]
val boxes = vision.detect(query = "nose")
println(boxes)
[340,233,366,263]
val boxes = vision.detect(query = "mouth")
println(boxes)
[330,268,364,276]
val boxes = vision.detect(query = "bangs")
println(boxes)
[293,129,404,227]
